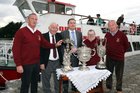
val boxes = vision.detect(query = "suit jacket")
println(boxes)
[40,32,63,68]
[61,30,82,48]
[61,30,82,67]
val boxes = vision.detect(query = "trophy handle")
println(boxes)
[91,48,96,56]
[72,53,78,57]
[104,38,107,47]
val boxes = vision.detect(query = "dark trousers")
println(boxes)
[106,56,124,91]
[20,63,40,93]
[63,55,79,93]
[41,59,60,93]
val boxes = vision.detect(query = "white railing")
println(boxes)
[0,42,13,65]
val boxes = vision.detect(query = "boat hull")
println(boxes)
[0,66,21,90]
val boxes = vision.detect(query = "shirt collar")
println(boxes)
[69,29,76,33]
[110,30,118,36]
[27,25,37,33]
[49,32,54,37]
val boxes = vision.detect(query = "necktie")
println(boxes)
[52,35,57,58]
[71,31,76,47]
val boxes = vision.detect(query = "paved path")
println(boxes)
[1,54,140,93]
[104,54,140,93]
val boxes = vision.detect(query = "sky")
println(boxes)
[0,0,140,27]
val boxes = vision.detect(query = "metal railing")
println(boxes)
[0,42,13,65]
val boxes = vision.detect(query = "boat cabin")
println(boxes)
[13,0,105,37]
[14,0,76,18]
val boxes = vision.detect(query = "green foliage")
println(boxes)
[0,21,22,38]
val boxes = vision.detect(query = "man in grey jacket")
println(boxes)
[61,18,82,93]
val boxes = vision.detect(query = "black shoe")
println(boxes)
[63,90,68,93]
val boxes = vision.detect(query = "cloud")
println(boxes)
[0,0,18,17]
[0,5,15,17]
[0,15,23,27]
[0,16,16,27]
[0,0,14,4]
[0,0,140,27]
[124,5,140,24]
[0,0,24,27]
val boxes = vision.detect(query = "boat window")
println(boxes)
[19,1,32,18]
[49,3,55,13]
[66,8,73,14]
[32,1,48,14]
[132,42,140,51]
[127,42,132,52]
[55,4,65,14]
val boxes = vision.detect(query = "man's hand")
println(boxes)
[40,64,45,70]
[70,47,77,53]
[16,65,23,73]
[55,40,63,47]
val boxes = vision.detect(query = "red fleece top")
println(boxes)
[84,38,100,66]
[105,31,129,61]
[12,27,55,66]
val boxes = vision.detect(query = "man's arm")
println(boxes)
[40,34,62,48]
[12,30,23,66]
[12,30,24,73]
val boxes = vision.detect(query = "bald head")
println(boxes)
[108,20,118,32]
[49,23,59,35]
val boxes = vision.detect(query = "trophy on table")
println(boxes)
[77,45,96,71]
[95,38,107,69]
[61,38,74,72]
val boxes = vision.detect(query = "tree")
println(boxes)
[0,21,22,38]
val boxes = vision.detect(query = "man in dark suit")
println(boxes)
[40,23,63,93]
[61,18,83,93]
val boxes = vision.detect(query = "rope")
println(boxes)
[0,72,8,82]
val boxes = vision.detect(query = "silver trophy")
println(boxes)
[61,38,73,72]
[95,38,107,69]
[77,46,95,71]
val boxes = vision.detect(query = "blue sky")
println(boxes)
[0,0,140,27]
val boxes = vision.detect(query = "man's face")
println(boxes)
[68,20,76,30]
[49,23,58,35]
[88,31,95,39]
[28,15,38,28]
[108,21,118,32]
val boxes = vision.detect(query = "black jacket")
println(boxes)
[40,32,63,68]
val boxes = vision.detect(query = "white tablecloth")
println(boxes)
[56,65,111,93]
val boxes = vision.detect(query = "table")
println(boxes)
[56,66,111,93]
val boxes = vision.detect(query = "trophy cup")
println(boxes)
[61,38,73,72]
[95,38,107,69]
[77,46,95,71]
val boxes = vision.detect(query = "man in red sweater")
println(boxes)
[83,29,100,66]
[12,13,62,93]
[105,20,129,93]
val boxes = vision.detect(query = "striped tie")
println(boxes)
[71,31,76,47]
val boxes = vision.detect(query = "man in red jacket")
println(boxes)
[105,20,129,93]
[12,13,62,93]
[83,29,100,66]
